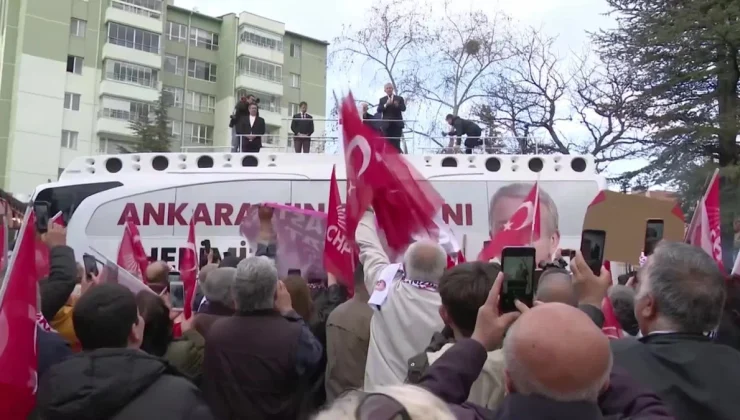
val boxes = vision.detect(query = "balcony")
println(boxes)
[97,112,136,137]
[99,79,159,103]
[106,0,162,34]
[238,43,283,65]
[102,42,161,69]
[236,73,283,97]
[260,109,282,128]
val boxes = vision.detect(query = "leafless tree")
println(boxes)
[330,0,428,99]
[476,28,572,154]
[570,55,649,168]
[410,3,512,118]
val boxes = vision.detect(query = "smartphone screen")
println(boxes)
[169,280,184,310]
[287,268,302,276]
[34,202,50,233]
[201,239,211,253]
[82,254,99,277]
[500,247,536,313]
[644,219,664,256]
[580,230,606,276]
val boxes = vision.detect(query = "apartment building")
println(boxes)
[0,0,329,194]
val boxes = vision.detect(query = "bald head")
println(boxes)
[504,303,612,402]
[145,261,170,284]
[403,239,447,283]
[535,269,577,307]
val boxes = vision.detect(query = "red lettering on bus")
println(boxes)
[117,202,474,226]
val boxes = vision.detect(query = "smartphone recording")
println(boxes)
[500,247,536,313]
[580,230,606,276]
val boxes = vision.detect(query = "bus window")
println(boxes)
[34,182,123,222]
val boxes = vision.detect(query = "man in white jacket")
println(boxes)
[355,209,447,389]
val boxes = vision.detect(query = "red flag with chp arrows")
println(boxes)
[323,165,356,295]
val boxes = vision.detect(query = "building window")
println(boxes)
[290,73,300,88]
[101,96,152,121]
[162,86,183,108]
[236,89,281,113]
[111,0,162,19]
[66,55,83,74]
[70,18,86,37]
[107,22,160,54]
[185,123,213,145]
[166,21,187,42]
[61,130,78,150]
[185,91,216,113]
[237,56,282,83]
[164,53,185,75]
[189,27,219,51]
[105,60,159,88]
[290,43,301,58]
[168,120,182,136]
[187,59,217,82]
[64,93,81,111]
[289,102,300,116]
[238,25,282,51]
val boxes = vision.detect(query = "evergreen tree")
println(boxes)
[125,92,172,153]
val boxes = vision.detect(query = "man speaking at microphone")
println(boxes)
[377,82,406,153]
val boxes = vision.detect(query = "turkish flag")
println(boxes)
[34,212,65,279]
[116,220,150,282]
[324,165,357,295]
[478,183,541,261]
[180,217,198,320]
[0,209,39,419]
[601,296,624,339]
[340,92,444,252]
[685,169,724,272]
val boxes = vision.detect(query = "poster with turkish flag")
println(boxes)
[340,92,444,253]
[34,212,65,279]
[116,220,150,281]
[0,209,39,419]
[180,217,197,319]
[685,169,724,271]
[324,165,356,294]
[478,183,541,261]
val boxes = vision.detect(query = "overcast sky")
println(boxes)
[173,0,641,177]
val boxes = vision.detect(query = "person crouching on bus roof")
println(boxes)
[488,183,561,265]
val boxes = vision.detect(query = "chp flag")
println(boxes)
[339,91,444,254]
[116,220,150,281]
[685,169,724,272]
[180,216,198,319]
[323,165,356,295]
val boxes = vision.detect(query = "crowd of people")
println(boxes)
[24,200,740,420]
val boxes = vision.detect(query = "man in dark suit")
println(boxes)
[235,103,265,153]
[290,101,314,154]
[377,83,406,153]
[611,241,740,420]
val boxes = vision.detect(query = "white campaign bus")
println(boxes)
[30,152,606,271]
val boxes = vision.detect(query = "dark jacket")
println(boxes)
[202,310,322,420]
[377,95,406,129]
[290,113,315,136]
[612,333,740,420]
[419,339,674,420]
[39,246,78,322]
[36,327,72,379]
[35,348,214,420]
[449,116,482,148]
[193,301,234,339]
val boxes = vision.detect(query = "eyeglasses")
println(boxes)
[354,393,412,420]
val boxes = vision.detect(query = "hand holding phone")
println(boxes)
[82,254,99,277]
[169,281,184,310]
[500,247,536,314]
[579,230,606,276]
[34,202,50,234]
[644,219,664,256]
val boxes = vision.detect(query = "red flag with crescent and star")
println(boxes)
[180,216,198,320]
[116,220,149,282]
[323,165,356,295]
[478,182,541,261]
[340,92,444,252]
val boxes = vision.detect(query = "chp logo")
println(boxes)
[335,204,347,232]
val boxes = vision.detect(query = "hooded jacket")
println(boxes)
[35,348,214,420]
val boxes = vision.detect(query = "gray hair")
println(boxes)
[403,240,447,283]
[503,320,612,402]
[609,285,638,336]
[637,241,726,333]
[233,256,279,312]
[315,385,455,420]
[489,183,559,236]
[203,268,237,306]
